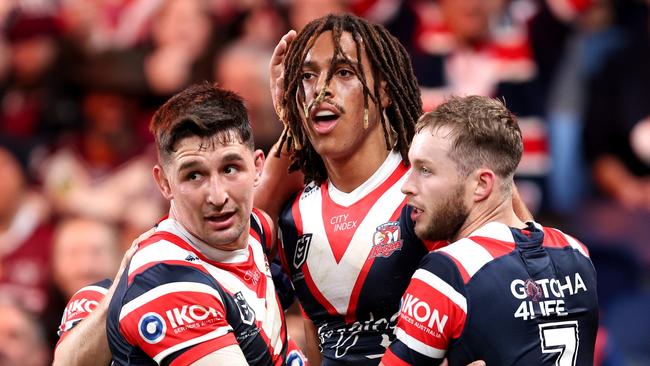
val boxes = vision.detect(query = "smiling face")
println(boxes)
[402,126,472,242]
[299,30,387,161]
[154,133,263,250]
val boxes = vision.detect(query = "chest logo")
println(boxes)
[234,291,256,325]
[370,221,403,258]
[293,234,313,269]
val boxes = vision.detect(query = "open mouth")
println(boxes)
[409,205,423,221]
[205,211,235,229]
[311,108,340,134]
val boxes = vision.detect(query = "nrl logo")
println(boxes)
[293,234,312,269]
[234,291,256,325]
[370,221,403,258]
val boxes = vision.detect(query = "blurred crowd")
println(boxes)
[0,0,649,365]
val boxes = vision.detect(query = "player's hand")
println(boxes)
[270,29,296,125]
[112,229,153,283]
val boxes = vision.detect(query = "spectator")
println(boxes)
[1,12,81,146]
[215,40,282,154]
[0,139,54,315]
[0,299,49,366]
[51,217,121,299]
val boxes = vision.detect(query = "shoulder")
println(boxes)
[538,225,590,258]
[58,279,113,339]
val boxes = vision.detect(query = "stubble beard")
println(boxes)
[416,184,470,243]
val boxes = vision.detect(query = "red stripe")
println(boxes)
[301,261,340,317]
[344,199,406,323]
[440,252,470,284]
[322,163,409,263]
[469,236,515,260]
[168,332,237,366]
[382,348,412,366]
[291,190,338,316]
[542,227,570,249]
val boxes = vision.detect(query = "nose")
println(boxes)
[207,176,228,208]
[313,73,333,101]
[401,169,416,196]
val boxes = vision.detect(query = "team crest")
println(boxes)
[370,221,403,258]
[234,291,256,325]
[293,234,312,269]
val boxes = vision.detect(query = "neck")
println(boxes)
[322,131,391,193]
[452,193,526,242]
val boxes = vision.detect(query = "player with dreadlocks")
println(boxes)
[256,13,529,366]
[257,13,438,366]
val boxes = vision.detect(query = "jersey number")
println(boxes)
[538,321,579,366]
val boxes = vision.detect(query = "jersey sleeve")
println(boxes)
[56,279,112,345]
[118,263,237,365]
[383,253,467,366]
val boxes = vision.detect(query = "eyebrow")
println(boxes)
[221,153,246,164]
[303,56,357,69]
[178,160,202,173]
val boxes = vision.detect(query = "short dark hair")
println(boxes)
[417,96,523,183]
[150,82,254,163]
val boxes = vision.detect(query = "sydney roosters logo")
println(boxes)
[370,222,403,258]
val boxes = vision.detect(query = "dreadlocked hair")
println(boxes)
[276,13,422,184]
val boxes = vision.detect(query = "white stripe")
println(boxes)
[152,327,232,363]
[251,212,263,235]
[119,282,223,321]
[395,327,446,359]
[412,269,467,313]
[327,151,402,206]
[563,233,588,258]
[439,239,494,278]
[128,240,192,276]
[467,222,515,243]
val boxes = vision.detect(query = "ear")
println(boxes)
[153,164,173,200]
[379,80,391,109]
[472,168,496,203]
[252,149,265,188]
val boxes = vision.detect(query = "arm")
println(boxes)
[303,317,322,366]
[190,345,248,365]
[52,238,140,366]
[593,155,648,209]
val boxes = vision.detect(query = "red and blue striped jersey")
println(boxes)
[107,213,290,366]
[383,221,598,366]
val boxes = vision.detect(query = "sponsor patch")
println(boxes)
[138,312,166,344]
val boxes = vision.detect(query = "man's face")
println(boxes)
[0,304,47,366]
[402,126,471,242]
[52,219,119,298]
[299,30,387,161]
[155,134,263,250]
